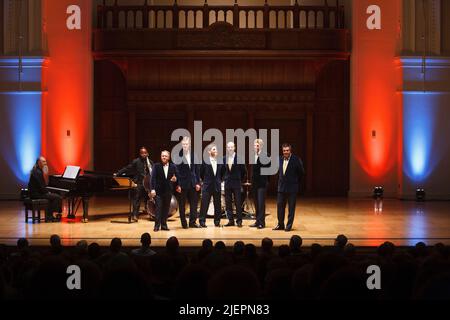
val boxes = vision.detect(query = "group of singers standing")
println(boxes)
[116,137,305,232]
[26,137,304,231]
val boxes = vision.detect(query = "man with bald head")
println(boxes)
[27,156,62,222]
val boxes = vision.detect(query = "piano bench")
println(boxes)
[23,199,49,223]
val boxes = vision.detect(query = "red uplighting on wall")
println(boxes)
[42,0,92,174]
[352,0,402,180]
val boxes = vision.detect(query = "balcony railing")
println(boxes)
[97,0,345,30]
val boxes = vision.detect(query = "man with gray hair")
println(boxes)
[150,150,179,231]
[249,139,271,229]
[223,141,247,227]
[28,156,62,222]
[199,144,225,227]
[175,137,201,229]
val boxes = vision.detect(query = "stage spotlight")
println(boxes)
[373,186,384,199]
[416,188,426,202]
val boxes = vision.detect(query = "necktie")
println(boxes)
[283,159,288,175]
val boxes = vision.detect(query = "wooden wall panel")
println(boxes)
[94,57,349,195]
[94,60,128,172]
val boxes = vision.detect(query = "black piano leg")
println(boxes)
[67,198,76,219]
[82,197,89,223]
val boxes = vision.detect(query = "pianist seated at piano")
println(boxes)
[27,156,63,222]
[115,147,154,222]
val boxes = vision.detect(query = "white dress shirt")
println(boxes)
[163,163,169,178]
[210,157,217,176]
[184,152,191,168]
[254,152,260,164]
[227,153,235,170]
[283,157,290,175]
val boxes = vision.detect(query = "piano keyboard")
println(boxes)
[47,186,70,193]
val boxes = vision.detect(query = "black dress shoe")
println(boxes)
[161,225,170,231]
[273,225,285,230]
[257,225,265,229]
[249,223,259,228]
[153,226,160,232]
[224,221,235,227]
[200,223,207,228]
[214,223,221,227]
[237,222,243,228]
[285,228,292,232]
[182,225,189,229]
[189,223,200,228]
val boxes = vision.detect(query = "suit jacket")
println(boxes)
[117,157,153,185]
[176,151,200,190]
[223,155,247,189]
[277,154,305,193]
[151,162,178,196]
[251,152,271,188]
[28,167,48,198]
[200,159,225,193]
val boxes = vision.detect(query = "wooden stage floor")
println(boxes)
[0,196,449,247]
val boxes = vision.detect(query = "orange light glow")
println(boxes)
[42,0,92,173]
[352,0,402,182]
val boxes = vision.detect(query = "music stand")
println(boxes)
[110,177,138,224]
[242,180,256,219]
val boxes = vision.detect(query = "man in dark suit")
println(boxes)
[175,137,201,229]
[199,144,225,228]
[223,142,246,227]
[28,156,62,222]
[116,147,153,222]
[150,150,179,231]
[250,139,271,229]
[274,143,305,232]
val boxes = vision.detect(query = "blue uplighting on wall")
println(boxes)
[0,92,41,184]
[403,92,439,182]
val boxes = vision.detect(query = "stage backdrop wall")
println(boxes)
[350,0,402,198]
[42,0,93,174]
[0,59,44,198]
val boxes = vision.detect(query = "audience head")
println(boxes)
[202,239,213,250]
[75,240,88,255]
[88,242,101,260]
[378,241,396,258]
[334,234,348,248]
[110,237,122,253]
[261,237,273,253]
[289,235,303,252]
[233,241,245,256]
[49,234,61,248]
[17,238,29,250]
[140,233,151,247]
[214,241,226,251]
[166,236,180,254]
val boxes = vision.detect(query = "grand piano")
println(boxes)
[47,166,134,222]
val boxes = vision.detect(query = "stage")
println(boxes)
[0,196,449,247]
